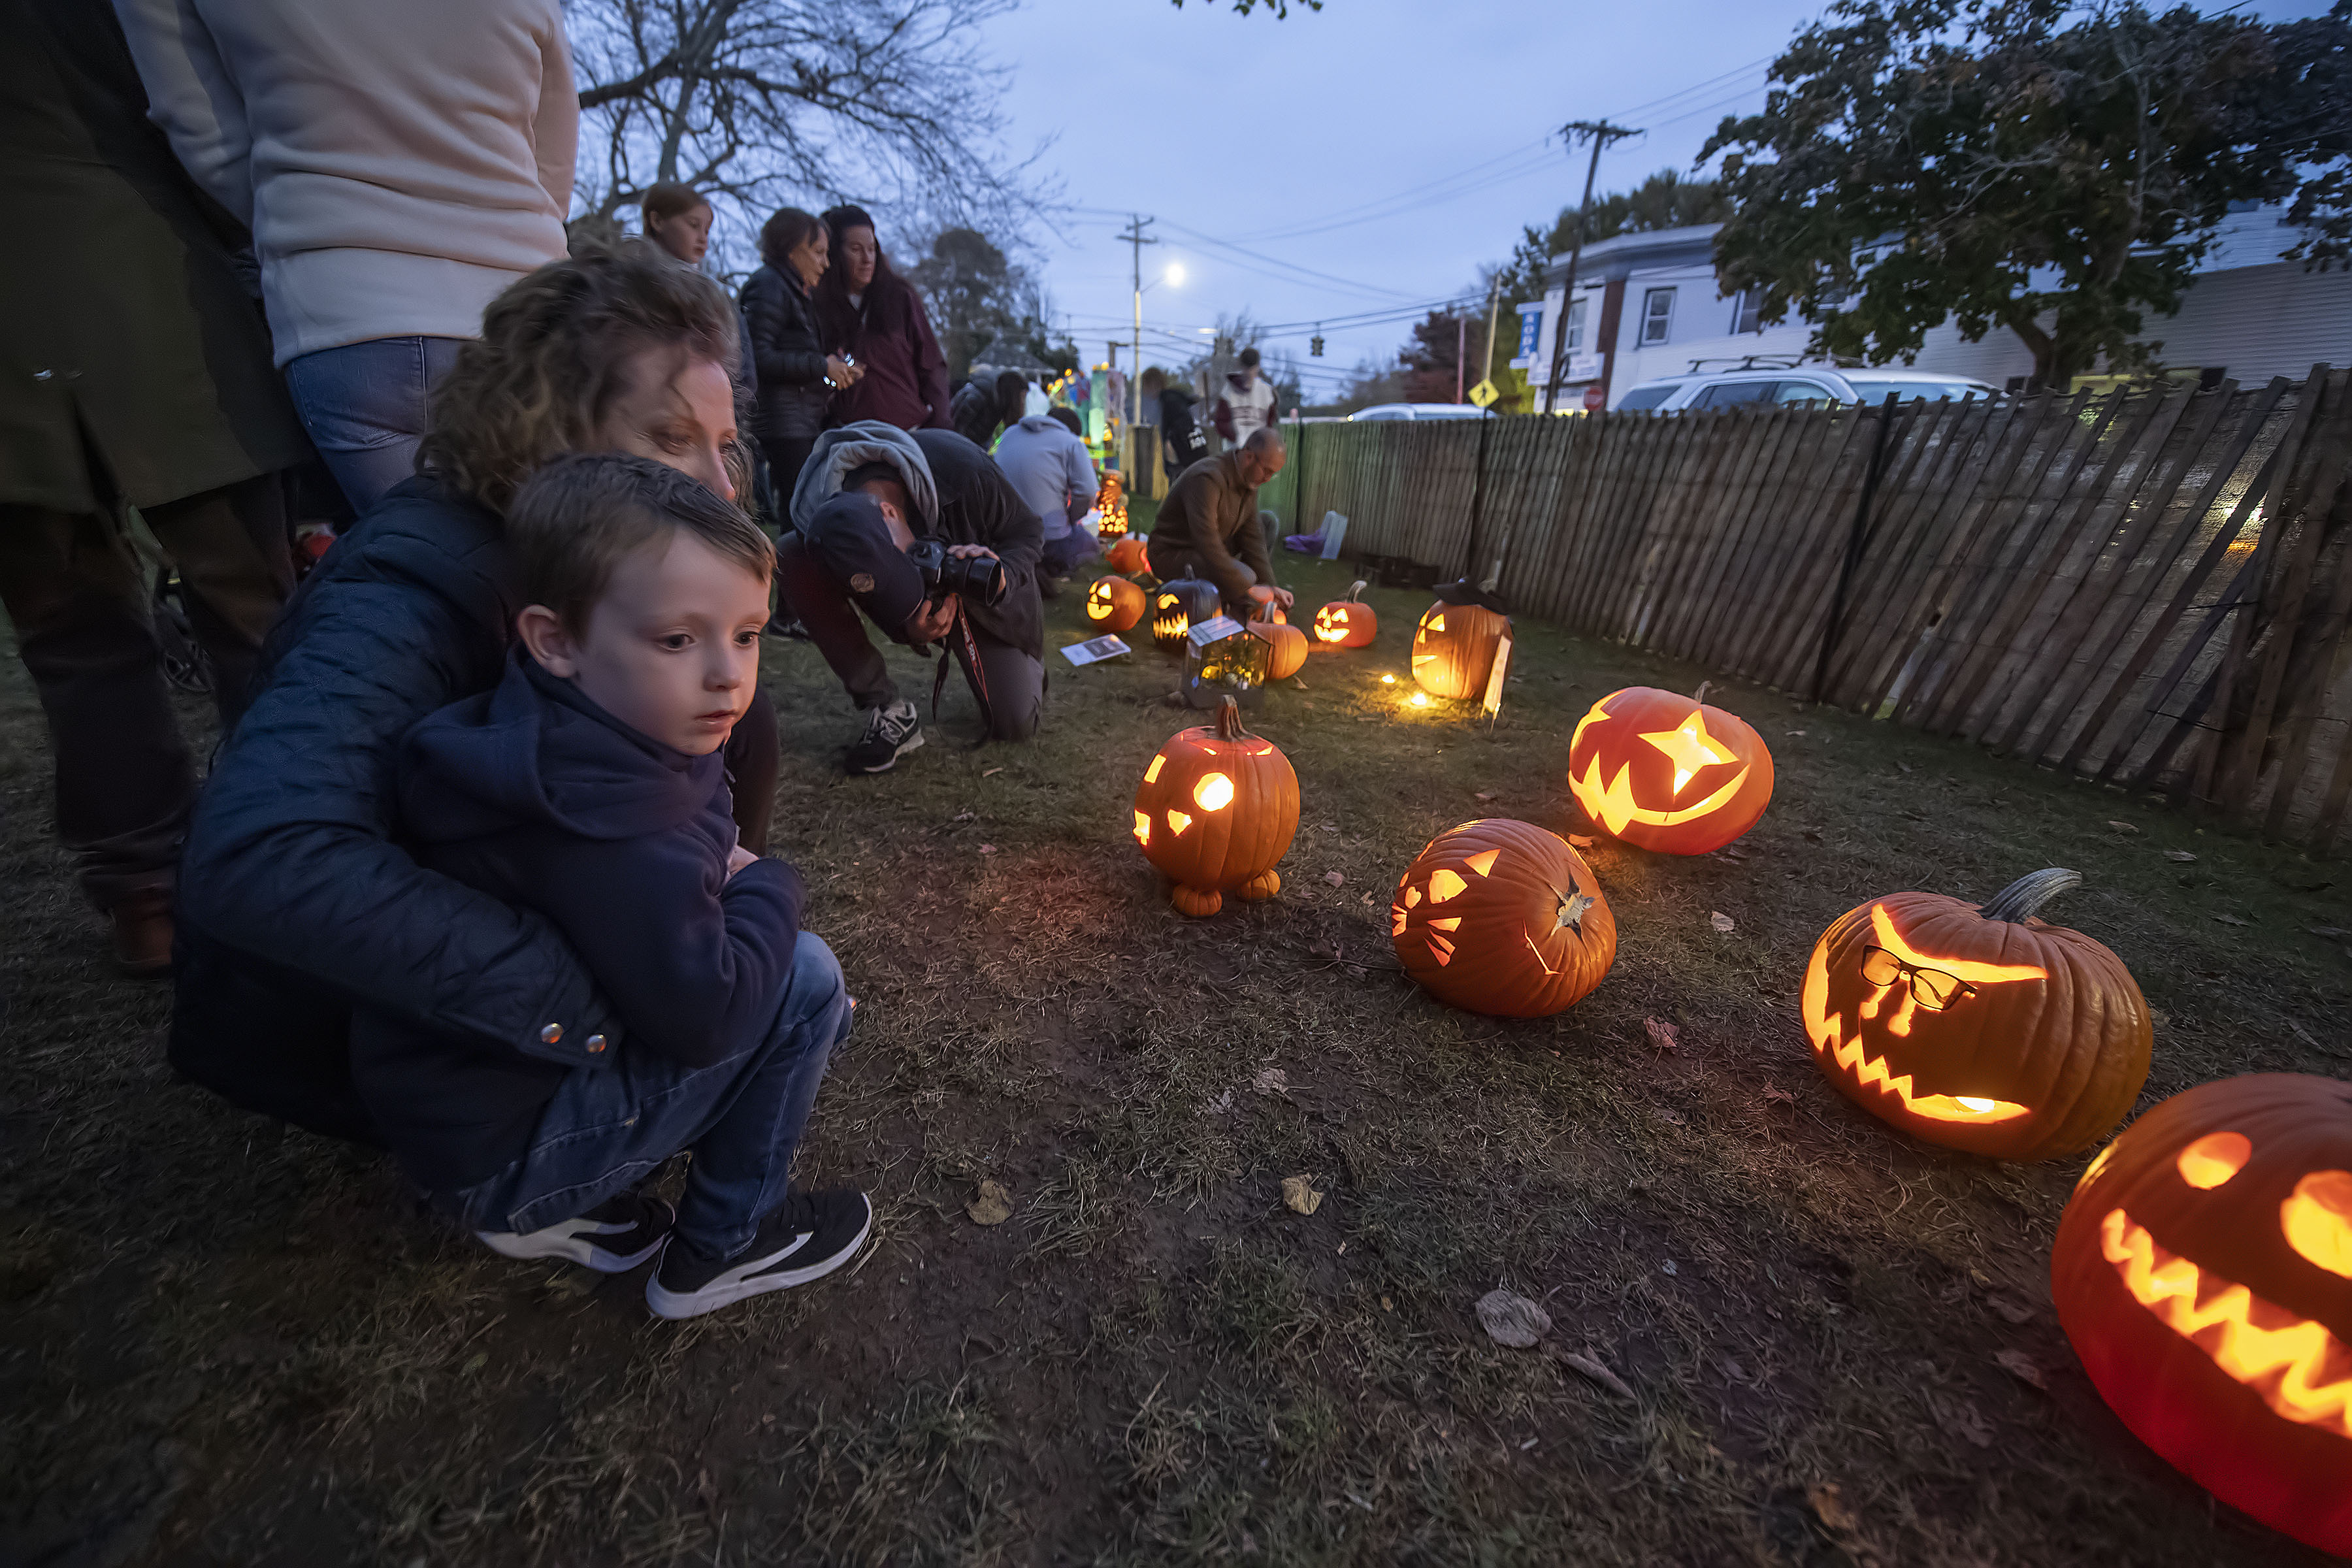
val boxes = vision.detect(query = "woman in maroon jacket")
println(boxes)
[813,204,951,431]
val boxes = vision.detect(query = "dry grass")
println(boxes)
[3,550,2349,1567]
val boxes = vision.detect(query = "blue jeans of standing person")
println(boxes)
[446,932,853,1259]
[283,336,467,515]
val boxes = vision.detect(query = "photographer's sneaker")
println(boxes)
[845,700,923,774]
[476,1191,672,1272]
[645,1189,874,1320]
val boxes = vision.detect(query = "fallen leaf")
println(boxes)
[2164,849,2198,862]
[1280,1175,1324,1215]
[1290,676,1309,690]
[1802,827,1823,843]
[982,766,1004,777]
[2106,820,2139,834]
[1475,791,1497,802]
[1560,1348,1634,1399]
[1985,1294,2035,1326]
[977,844,997,855]
[966,1179,1013,1226]
[2213,913,2249,926]
[1929,1392,1996,1448]
[1643,1016,1682,1054]
[1784,729,1808,738]
[1806,1482,1859,1533]
[1252,1066,1290,1097]
[1709,911,1736,934]
[1203,1088,1235,1116]
[1380,1295,1393,1312]
[953,810,975,822]
[1475,1288,1551,1348]
[1568,834,1596,849]
[1324,871,1345,888]
[1995,1349,2048,1389]
[1761,1086,1797,1107]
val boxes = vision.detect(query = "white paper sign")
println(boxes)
[1320,511,1350,561]
[1482,630,1513,717]
[1061,635,1132,666]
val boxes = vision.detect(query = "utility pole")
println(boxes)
[1479,272,1502,399]
[1542,120,1640,416]
[1456,315,1467,403]
[1119,214,1158,440]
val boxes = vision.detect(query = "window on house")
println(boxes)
[1640,288,1676,346]
[1563,296,1588,352]
[1730,287,1765,335]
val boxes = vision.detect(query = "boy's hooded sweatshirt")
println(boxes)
[351,651,805,1192]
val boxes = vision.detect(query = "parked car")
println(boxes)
[1347,402,1496,421]
[1614,364,2002,413]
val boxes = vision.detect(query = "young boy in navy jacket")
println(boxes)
[352,452,868,1319]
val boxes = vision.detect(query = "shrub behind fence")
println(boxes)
[1258,370,2352,853]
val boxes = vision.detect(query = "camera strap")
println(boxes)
[931,602,996,746]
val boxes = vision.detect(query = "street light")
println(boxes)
[1132,261,1181,437]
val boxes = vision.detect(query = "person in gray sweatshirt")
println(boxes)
[992,409,1101,587]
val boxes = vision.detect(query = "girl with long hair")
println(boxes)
[811,205,951,431]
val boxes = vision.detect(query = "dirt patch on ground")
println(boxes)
[4,553,2349,1565]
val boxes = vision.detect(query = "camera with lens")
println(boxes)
[905,538,1007,608]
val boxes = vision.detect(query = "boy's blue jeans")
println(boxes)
[448,932,852,1260]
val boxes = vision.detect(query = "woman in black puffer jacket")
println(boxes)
[738,208,858,503]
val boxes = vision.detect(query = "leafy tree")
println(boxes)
[1493,170,1733,304]
[900,226,1077,382]
[1397,310,1472,404]
[1703,0,2352,385]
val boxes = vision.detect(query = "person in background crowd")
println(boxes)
[641,182,713,267]
[950,368,1029,450]
[1149,427,1292,617]
[169,244,777,1143]
[740,207,858,507]
[993,406,1100,595]
[4,0,308,975]
[1212,347,1281,449]
[812,205,951,432]
[1143,365,1206,481]
[114,0,578,515]
[781,423,1044,772]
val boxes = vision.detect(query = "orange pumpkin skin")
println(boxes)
[1106,536,1150,576]
[1566,685,1772,854]
[1311,580,1378,648]
[1250,615,1307,680]
[1410,601,1510,699]
[1802,869,2151,1160]
[1132,698,1299,917]
[1085,577,1146,632]
[2052,1073,2352,1556]
[1391,818,1616,1017]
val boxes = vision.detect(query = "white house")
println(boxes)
[1512,205,2352,410]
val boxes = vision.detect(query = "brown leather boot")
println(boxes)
[110,889,174,979]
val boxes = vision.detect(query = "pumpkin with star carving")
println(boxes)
[1802,868,2151,1160]
[1566,683,1772,855]
[2052,1073,2352,1556]
[1390,819,1616,1017]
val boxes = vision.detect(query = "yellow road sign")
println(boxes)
[1467,378,1499,408]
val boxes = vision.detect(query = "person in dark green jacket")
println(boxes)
[1146,428,1294,617]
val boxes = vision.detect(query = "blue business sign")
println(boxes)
[1517,308,1543,359]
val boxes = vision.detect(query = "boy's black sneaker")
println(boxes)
[476,1190,673,1272]
[845,700,922,774]
[645,1188,873,1320]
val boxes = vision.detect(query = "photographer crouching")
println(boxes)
[779,422,1045,772]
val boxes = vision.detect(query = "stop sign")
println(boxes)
[1582,384,1606,412]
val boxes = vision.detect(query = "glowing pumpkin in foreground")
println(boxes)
[1085,576,1145,632]
[1250,611,1307,680]
[1105,534,1151,576]
[1151,574,1221,652]
[2053,1073,2352,1556]
[1311,580,1378,647]
[1803,868,2151,1160]
[1410,591,1510,699]
[1132,696,1298,917]
[1566,684,1772,854]
[1391,819,1616,1017]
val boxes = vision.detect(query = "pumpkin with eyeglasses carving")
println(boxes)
[2053,1073,2352,1556]
[1801,868,2151,1161]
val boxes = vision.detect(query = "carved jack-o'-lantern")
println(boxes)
[1311,580,1379,647]
[1410,590,1511,700]
[1096,470,1128,540]
[1250,611,1307,681]
[1566,684,1772,855]
[1802,868,2151,1160]
[2053,1073,2352,1556]
[1390,818,1616,1017]
[1106,535,1151,576]
[1085,576,1145,632]
[1132,696,1299,917]
[1151,574,1221,652]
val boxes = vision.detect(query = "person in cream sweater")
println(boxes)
[112,0,578,514]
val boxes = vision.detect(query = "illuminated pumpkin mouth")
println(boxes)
[1809,1022,2032,1124]
[1573,754,1754,834]
[2102,1207,2352,1438]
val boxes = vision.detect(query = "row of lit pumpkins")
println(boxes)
[1124,683,2349,1554]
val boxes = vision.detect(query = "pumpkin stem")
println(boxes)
[1980,868,2083,923]
[1345,579,1368,602]
[1213,694,1251,742]
[1693,680,1713,706]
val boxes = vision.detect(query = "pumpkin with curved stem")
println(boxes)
[1106,535,1151,576]
[1311,580,1379,647]
[1566,683,1772,854]
[1250,610,1307,681]
[1390,819,1616,1017]
[1132,696,1299,916]
[2052,1073,2352,1555]
[1803,868,2151,1160]
[1085,577,1146,632]
[1151,574,1221,652]
[1410,599,1511,699]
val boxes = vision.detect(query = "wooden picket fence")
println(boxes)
[1256,369,2352,853]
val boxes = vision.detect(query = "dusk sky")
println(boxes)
[973,0,2336,399]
